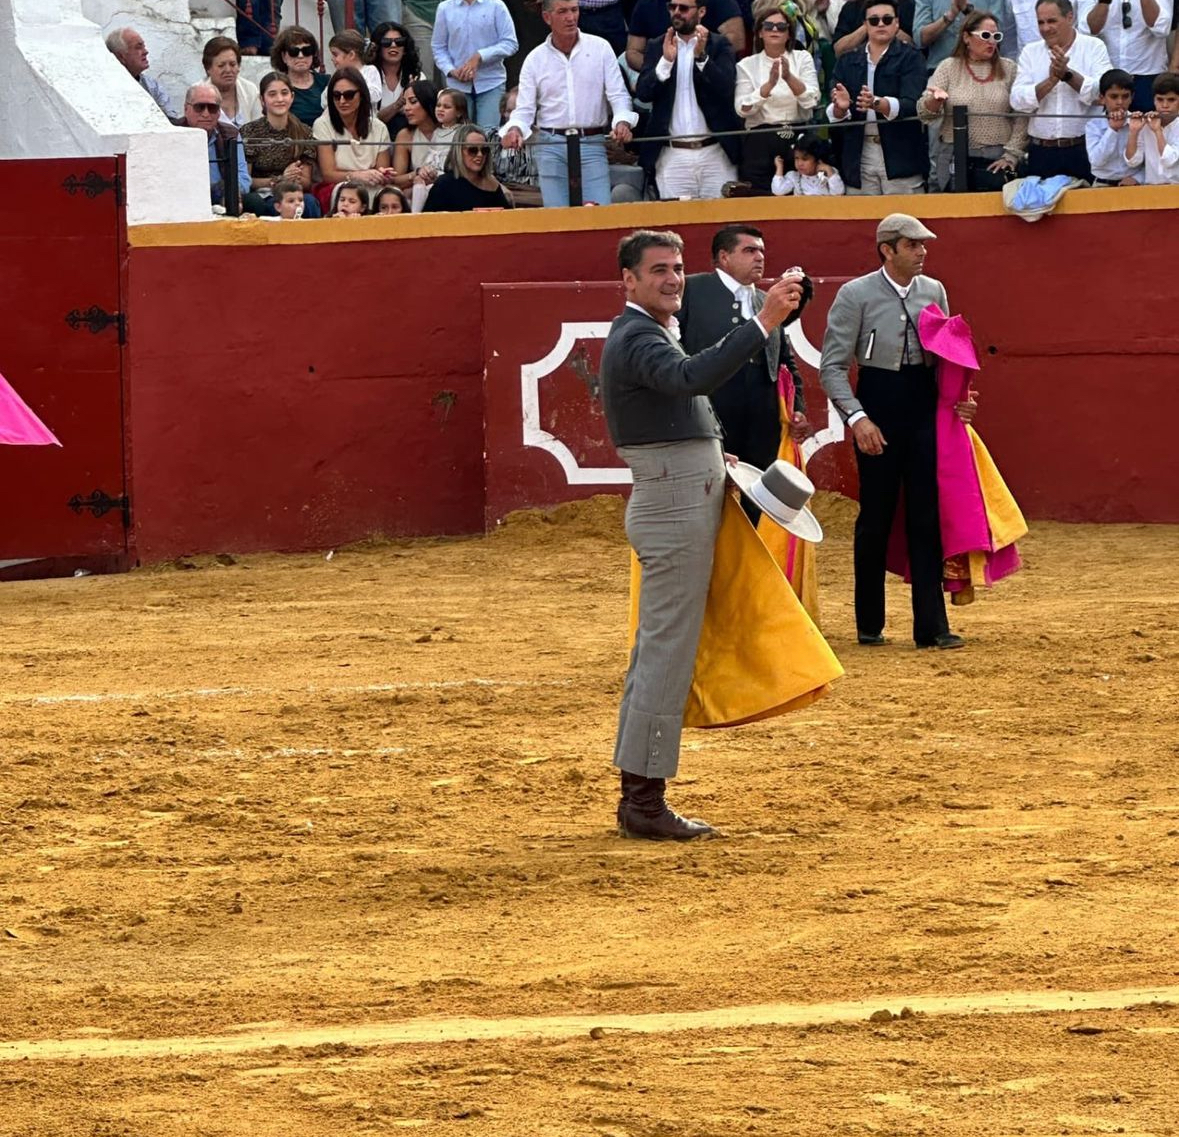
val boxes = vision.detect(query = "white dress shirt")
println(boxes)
[654,34,711,138]
[1125,115,1179,182]
[1077,0,1171,75]
[826,45,901,131]
[1010,32,1111,140]
[1085,115,1142,181]
[735,49,820,128]
[505,31,638,140]
[716,268,756,318]
[1010,0,1042,51]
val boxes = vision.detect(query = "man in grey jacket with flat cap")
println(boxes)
[820,213,975,651]
[600,228,803,841]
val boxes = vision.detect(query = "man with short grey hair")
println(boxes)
[182,83,251,212]
[600,229,804,840]
[820,213,974,650]
[106,27,177,118]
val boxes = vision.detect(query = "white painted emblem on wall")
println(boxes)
[521,320,844,487]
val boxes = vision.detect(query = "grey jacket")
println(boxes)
[819,270,949,423]
[600,304,770,448]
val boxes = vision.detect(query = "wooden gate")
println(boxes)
[0,157,128,570]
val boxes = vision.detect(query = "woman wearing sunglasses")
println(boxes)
[312,67,394,211]
[270,26,330,126]
[827,0,928,192]
[423,123,514,210]
[833,0,916,54]
[920,11,1028,188]
[368,21,424,131]
[735,3,821,192]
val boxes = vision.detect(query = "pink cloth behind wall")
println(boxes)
[0,372,61,446]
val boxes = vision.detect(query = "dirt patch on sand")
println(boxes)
[1,495,1176,1135]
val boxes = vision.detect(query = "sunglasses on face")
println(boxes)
[969,28,1003,40]
[866,13,896,25]
[667,3,697,11]
[285,44,315,57]
[189,102,219,113]
[762,20,791,30]
[464,144,490,155]
[1121,0,1132,28]
[333,89,360,101]
[380,36,407,47]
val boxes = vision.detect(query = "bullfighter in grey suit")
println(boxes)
[819,213,973,650]
[600,229,804,840]
[679,224,812,521]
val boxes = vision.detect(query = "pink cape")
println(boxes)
[0,372,61,446]
[886,305,1022,595]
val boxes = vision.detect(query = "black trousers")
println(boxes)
[1027,140,1091,183]
[710,361,779,522]
[853,364,948,645]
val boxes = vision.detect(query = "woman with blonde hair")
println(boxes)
[423,123,513,211]
[735,1,821,191]
[919,9,1026,190]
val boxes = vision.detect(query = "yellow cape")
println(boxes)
[629,491,843,729]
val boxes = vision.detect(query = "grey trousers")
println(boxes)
[613,438,725,780]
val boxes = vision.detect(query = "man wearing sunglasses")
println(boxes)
[179,83,251,214]
[827,0,928,193]
[1080,0,1172,111]
[625,0,746,71]
[635,0,744,198]
[1011,0,1111,178]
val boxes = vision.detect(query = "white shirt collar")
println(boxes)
[714,268,751,298]
[880,267,917,298]
[626,300,679,338]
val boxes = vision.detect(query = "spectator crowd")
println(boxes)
[104,0,1179,215]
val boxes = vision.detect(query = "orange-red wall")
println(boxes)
[125,195,1179,560]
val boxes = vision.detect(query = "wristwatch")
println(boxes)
[1062,68,1074,82]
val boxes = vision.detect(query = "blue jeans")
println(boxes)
[470,85,505,132]
[327,0,403,35]
[534,132,611,207]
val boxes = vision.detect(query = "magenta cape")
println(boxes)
[886,305,1026,600]
[0,372,60,446]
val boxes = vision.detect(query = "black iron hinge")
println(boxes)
[61,170,122,205]
[68,490,130,530]
[65,306,126,345]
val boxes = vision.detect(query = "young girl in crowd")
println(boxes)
[374,185,410,214]
[772,134,845,196]
[334,181,369,216]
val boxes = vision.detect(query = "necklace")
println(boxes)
[964,57,995,83]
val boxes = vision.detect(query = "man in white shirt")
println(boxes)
[1011,0,1112,179]
[1078,0,1173,109]
[501,0,637,206]
[634,0,743,199]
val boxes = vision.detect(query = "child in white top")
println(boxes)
[1125,73,1179,186]
[772,134,845,196]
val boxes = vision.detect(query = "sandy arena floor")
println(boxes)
[1,494,1177,1136]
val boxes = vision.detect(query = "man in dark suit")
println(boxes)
[634,0,743,198]
[679,225,813,522]
[827,0,928,193]
[600,229,803,840]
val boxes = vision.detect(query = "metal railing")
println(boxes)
[210,105,1113,215]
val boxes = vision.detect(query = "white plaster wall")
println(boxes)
[1,0,212,223]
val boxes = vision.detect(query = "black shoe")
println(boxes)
[857,632,887,646]
[617,772,717,841]
[916,632,966,650]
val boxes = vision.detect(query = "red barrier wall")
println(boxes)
[126,190,1179,560]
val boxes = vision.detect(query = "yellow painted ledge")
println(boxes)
[128,184,1179,248]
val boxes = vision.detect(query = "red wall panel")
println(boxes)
[125,203,1179,561]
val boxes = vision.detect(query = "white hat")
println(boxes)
[726,460,823,542]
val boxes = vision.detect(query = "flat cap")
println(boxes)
[876,213,937,243]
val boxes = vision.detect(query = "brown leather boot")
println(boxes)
[617,771,717,840]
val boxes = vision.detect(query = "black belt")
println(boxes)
[669,137,718,150]
[1031,136,1085,148]
[539,126,609,136]
[1093,176,1123,185]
